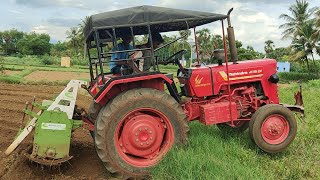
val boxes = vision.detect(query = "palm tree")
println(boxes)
[78,16,90,60]
[313,10,320,55]
[66,27,80,56]
[289,20,320,78]
[279,0,317,39]
[264,40,275,57]
[297,21,320,77]
[279,0,317,77]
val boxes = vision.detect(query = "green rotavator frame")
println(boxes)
[5,80,85,165]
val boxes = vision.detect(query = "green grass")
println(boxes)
[3,64,89,73]
[152,80,320,179]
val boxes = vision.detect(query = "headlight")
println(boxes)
[268,74,279,84]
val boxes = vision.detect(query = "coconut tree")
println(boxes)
[289,21,320,78]
[66,27,80,56]
[279,0,317,76]
[298,21,320,77]
[314,10,320,55]
[289,37,310,77]
[279,0,317,39]
[78,16,91,60]
[264,40,275,57]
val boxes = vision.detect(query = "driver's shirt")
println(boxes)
[109,43,133,70]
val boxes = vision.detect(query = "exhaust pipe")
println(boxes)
[227,8,238,64]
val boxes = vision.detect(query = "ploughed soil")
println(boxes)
[24,71,89,82]
[0,83,111,180]
[2,70,21,76]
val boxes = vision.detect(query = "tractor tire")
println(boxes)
[217,121,249,133]
[88,100,102,121]
[94,88,189,179]
[88,101,102,138]
[249,104,297,153]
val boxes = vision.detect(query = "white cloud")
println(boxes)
[3,0,318,52]
[238,12,270,23]
[8,9,23,14]
[32,25,69,41]
[32,25,48,34]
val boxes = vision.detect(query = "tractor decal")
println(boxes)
[41,123,67,130]
[218,67,263,82]
[194,75,210,87]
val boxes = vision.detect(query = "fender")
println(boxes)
[94,72,174,106]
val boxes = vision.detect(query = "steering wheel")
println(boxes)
[161,49,187,75]
[163,49,187,65]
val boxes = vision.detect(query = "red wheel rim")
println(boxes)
[115,108,174,167]
[261,114,289,144]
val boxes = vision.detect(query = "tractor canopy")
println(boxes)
[84,5,228,40]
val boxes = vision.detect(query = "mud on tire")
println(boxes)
[94,88,189,179]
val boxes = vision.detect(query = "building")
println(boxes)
[277,62,290,72]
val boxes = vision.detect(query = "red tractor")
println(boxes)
[82,5,303,179]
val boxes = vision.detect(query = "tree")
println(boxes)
[196,28,224,63]
[66,27,80,56]
[78,16,90,59]
[313,10,320,55]
[279,0,317,39]
[279,0,317,76]
[237,45,263,60]
[0,29,24,55]
[50,41,68,57]
[17,32,51,55]
[297,21,319,77]
[269,47,291,61]
[264,40,275,57]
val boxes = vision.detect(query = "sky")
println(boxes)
[0,0,319,53]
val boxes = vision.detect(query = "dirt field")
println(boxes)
[0,83,111,180]
[24,71,89,81]
[2,70,20,76]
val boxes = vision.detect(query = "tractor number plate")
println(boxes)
[41,123,66,130]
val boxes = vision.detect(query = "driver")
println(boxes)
[133,32,164,72]
[109,34,133,74]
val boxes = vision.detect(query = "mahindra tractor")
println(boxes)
[5,5,304,179]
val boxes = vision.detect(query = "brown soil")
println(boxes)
[0,83,111,180]
[2,70,21,76]
[24,71,89,82]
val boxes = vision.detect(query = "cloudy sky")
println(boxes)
[1,0,319,52]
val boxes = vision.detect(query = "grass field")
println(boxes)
[152,80,320,179]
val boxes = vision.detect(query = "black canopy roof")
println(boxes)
[84,5,228,40]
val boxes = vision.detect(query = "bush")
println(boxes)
[72,57,88,66]
[0,56,4,75]
[41,55,54,65]
[278,72,318,83]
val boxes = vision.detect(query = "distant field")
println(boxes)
[0,58,178,85]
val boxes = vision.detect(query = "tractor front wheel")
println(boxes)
[249,104,297,153]
[94,88,189,179]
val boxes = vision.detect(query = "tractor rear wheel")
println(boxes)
[88,101,102,138]
[88,101,102,121]
[94,88,189,179]
[249,104,297,153]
